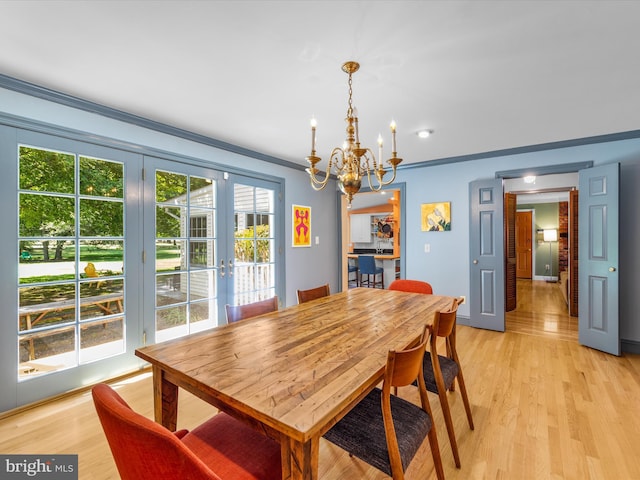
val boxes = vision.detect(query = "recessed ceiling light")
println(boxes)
[416,129,434,139]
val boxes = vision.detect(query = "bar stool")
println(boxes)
[358,255,384,288]
[348,260,359,287]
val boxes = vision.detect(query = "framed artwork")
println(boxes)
[292,205,311,247]
[421,202,451,231]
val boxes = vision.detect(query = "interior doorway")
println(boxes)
[504,173,578,339]
[339,184,406,292]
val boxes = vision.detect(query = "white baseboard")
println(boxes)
[533,275,558,282]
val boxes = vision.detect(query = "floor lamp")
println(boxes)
[543,229,558,283]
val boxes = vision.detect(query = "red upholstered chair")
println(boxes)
[388,279,433,294]
[92,383,281,480]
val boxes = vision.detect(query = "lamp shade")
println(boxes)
[543,229,558,242]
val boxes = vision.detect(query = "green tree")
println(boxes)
[19,147,125,262]
[234,225,271,263]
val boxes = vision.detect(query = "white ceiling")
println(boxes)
[1,1,639,169]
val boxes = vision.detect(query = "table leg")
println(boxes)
[152,365,178,431]
[281,436,319,480]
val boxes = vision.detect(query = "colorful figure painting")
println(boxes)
[293,205,311,247]
[421,202,451,231]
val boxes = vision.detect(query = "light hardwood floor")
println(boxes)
[506,278,578,342]
[2,288,639,479]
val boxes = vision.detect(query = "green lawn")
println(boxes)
[19,243,180,284]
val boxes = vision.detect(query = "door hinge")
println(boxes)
[141,167,146,181]
[143,330,147,346]
[142,250,146,263]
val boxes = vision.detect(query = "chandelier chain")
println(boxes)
[347,72,354,118]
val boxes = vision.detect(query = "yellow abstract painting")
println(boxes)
[421,202,451,231]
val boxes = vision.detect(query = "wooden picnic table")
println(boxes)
[19,292,124,360]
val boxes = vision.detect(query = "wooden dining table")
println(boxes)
[135,287,454,480]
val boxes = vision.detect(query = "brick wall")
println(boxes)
[559,201,568,272]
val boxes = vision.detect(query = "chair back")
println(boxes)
[92,384,220,480]
[433,299,458,338]
[297,284,330,303]
[381,334,442,479]
[357,255,377,274]
[384,332,429,390]
[225,296,278,323]
[388,279,433,294]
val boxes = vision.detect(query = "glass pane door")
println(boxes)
[8,129,142,410]
[145,158,224,343]
[228,179,278,306]
[18,146,126,378]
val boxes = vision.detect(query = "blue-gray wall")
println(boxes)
[394,140,640,350]
[2,84,640,352]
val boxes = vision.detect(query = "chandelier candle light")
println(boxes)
[305,61,403,208]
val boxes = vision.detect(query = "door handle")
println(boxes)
[220,259,225,277]
[228,259,233,276]
[609,266,616,272]
[473,259,478,264]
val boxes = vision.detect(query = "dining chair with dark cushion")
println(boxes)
[387,281,473,467]
[323,331,445,480]
[92,383,282,480]
[225,296,278,323]
[419,298,474,468]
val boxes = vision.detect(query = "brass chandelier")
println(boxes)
[305,61,402,207]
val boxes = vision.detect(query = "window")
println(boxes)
[189,216,208,266]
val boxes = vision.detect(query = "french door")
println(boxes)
[142,157,281,344]
[6,129,143,411]
[3,127,282,412]
[143,157,224,343]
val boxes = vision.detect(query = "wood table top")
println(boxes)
[136,288,453,443]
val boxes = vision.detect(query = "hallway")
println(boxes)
[506,279,578,342]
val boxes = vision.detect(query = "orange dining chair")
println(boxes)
[225,296,278,323]
[296,284,330,303]
[388,279,433,294]
[420,299,474,468]
[324,331,445,480]
[389,280,473,467]
[92,383,281,480]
